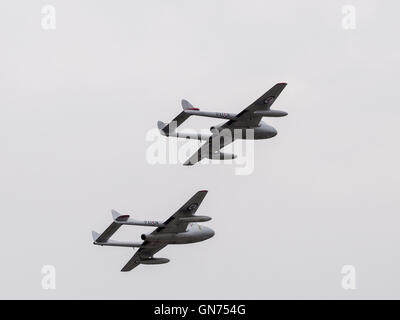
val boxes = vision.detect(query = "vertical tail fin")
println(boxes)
[91,231,100,242]
[181,99,199,111]
[157,121,168,136]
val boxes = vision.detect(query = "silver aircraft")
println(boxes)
[158,83,288,165]
[92,190,214,271]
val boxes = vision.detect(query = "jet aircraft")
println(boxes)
[157,83,288,165]
[92,190,214,271]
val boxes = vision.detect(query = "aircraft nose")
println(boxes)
[206,228,215,239]
[269,127,278,137]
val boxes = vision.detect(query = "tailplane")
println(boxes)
[157,109,191,136]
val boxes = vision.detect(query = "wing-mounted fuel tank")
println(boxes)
[179,215,212,223]
[140,257,170,265]
[254,109,288,117]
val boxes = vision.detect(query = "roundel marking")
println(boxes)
[264,96,275,104]
[187,203,198,211]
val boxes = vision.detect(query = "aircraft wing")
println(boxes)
[121,190,208,271]
[183,133,234,166]
[223,83,287,128]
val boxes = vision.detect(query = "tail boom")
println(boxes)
[111,210,164,227]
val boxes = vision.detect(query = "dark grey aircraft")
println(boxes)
[92,190,213,271]
[157,83,288,165]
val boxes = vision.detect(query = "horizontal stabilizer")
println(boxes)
[157,111,191,136]
[94,220,123,243]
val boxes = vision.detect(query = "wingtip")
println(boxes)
[121,260,141,272]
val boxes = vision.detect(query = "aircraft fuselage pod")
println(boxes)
[141,223,215,244]
[211,120,277,140]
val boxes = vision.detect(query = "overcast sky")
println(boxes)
[0,0,399,299]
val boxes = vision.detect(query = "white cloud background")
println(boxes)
[0,0,399,299]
